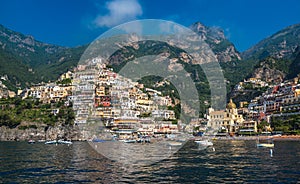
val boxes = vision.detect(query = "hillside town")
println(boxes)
[1,58,300,140]
[72,58,179,140]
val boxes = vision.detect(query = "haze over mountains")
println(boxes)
[0,22,300,93]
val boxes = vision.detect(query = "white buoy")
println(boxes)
[270,149,273,157]
[212,147,215,152]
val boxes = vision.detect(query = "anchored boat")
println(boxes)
[45,140,72,145]
[28,140,35,144]
[256,136,274,148]
[195,139,213,146]
[256,143,274,148]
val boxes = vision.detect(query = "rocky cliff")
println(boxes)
[190,22,241,62]
[251,57,286,83]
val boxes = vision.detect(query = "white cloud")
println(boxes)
[93,0,142,28]
[120,21,143,35]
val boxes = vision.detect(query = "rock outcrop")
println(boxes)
[0,125,83,141]
[190,22,241,62]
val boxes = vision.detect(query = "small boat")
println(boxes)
[256,137,274,148]
[45,140,73,145]
[28,140,35,144]
[92,138,108,143]
[120,139,136,143]
[57,140,72,145]
[136,137,151,143]
[195,139,213,146]
[168,141,182,146]
[45,140,57,144]
[257,143,274,148]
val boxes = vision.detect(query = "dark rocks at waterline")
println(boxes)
[0,125,83,141]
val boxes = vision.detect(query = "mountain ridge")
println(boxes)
[1,22,300,94]
[242,23,300,60]
[0,24,86,88]
[190,22,241,62]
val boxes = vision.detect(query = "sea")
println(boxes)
[0,140,299,183]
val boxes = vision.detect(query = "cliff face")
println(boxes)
[190,22,241,62]
[0,126,83,141]
[251,65,286,84]
[248,55,300,84]
[252,67,285,84]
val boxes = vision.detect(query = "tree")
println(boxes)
[257,120,269,132]
[13,98,22,106]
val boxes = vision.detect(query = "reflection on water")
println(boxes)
[0,140,300,183]
[88,138,189,166]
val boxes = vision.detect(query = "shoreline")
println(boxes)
[212,135,300,141]
[1,135,300,142]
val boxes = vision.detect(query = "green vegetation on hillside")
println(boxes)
[254,57,292,74]
[36,46,86,82]
[220,59,257,89]
[242,23,300,60]
[0,24,86,91]
[287,50,300,79]
[0,97,74,129]
[0,48,40,89]
[271,115,300,135]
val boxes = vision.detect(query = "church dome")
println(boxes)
[227,99,236,109]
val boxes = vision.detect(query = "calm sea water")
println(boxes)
[0,140,300,183]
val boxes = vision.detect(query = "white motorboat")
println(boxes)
[257,143,274,148]
[45,140,57,144]
[57,140,73,145]
[167,141,183,146]
[195,139,213,146]
[45,140,72,145]
[256,137,274,148]
[119,139,136,143]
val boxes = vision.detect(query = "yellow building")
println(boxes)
[208,99,244,134]
[60,71,73,80]
[95,86,106,96]
[295,89,300,97]
[136,93,154,112]
[240,120,257,133]
[29,84,73,103]
[114,118,139,139]
[94,107,112,118]
[8,90,16,98]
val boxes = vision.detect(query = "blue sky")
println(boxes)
[0,0,300,51]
